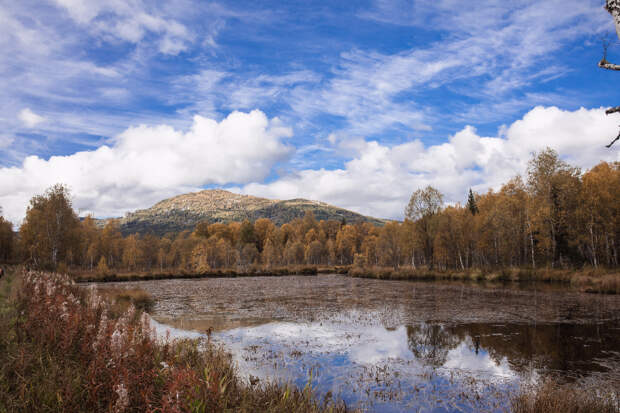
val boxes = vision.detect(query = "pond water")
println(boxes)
[94,275,620,412]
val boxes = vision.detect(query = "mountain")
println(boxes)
[101,189,386,236]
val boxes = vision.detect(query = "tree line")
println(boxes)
[1,149,618,273]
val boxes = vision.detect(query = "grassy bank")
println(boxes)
[73,266,319,283]
[72,263,620,294]
[0,269,348,413]
[348,266,620,294]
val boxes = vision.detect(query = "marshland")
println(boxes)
[92,274,620,412]
[2,1,620,409]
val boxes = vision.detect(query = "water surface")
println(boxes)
[95,275,620,412]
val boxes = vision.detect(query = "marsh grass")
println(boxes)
[348,266,620,294]
[98,287,156,313]
[0,269,349,413]
[512,380,619,413]
[73,265,319,283]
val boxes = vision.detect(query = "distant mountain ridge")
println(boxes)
[99,189,386,235]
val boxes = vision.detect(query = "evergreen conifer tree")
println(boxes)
[466,189,479,216]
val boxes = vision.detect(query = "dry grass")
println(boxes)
[98,287,156,313]
[348,266,620,294]
[72,266,319,283]
[0,269,350,413]
[512,380,619,413]
[572,273,620,294]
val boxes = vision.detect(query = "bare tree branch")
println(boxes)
[599,59,620,71]
[606,131,620,148]
[606,106,620,115]
[602,1,620,147]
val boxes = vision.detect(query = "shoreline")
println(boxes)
[73,265,619,294]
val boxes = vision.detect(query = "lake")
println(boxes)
[94,274,620,412]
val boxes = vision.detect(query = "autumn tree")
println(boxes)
[100,220,123,268]
[377,222,402,268]
[261,237,280,268]
[254,218,275,252]
[19,184,80,269]
[0,209,14,262]
[527,149,581,266]
[579,162,620,266]
[284,240,305,266]
[305,240,325,265]
[405,186,443,269]
[80,215,100,270]
[122,234,141,271]
[335,225,357,265]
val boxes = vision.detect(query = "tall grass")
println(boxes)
[512,380,619,413]
[0,269,349,413]
[348,266,620,294]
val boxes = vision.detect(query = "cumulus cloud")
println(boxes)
[0,110,292,224]
[241,106,620,219]
[2,106,617,226]
[18,108,46,128]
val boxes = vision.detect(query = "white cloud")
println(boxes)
[18,108,46,128]
[241,107,620,219]
[52,0,195,54]
[0,110,292,224]
[288,0,608,138]
[443,339,514,379]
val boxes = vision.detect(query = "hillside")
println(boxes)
[102,189,386,235]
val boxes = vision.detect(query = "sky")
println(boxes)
[1,0,619,224]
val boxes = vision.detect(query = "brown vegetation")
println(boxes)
[348,266,620,293]
[0,269,349,412]
[512,380,619,413]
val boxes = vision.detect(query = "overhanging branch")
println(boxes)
[601,2,620,147]
[606,131,620,148]
[599,59,620,71]
[606,106,620,115]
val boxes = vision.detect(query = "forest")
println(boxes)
[1,149,618,276]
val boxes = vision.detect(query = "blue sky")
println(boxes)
[1,0,619,222]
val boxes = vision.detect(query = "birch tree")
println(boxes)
[600,0,620,147]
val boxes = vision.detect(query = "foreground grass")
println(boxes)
[348,266,620,294]
[0,269,349,413]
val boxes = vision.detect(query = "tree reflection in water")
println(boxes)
[406,324,461,367]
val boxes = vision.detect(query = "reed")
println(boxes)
[512,379,619,413]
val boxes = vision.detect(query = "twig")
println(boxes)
[605,131,620,148]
